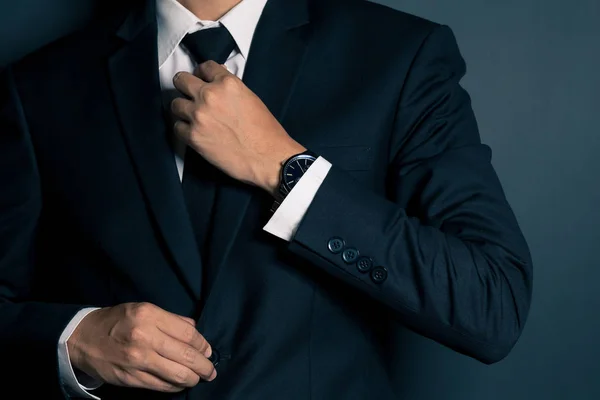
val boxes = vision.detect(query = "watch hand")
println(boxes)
[298,162,305,173]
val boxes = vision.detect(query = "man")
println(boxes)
[0,0,533,398]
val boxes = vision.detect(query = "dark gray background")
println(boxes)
[1,0,598,399]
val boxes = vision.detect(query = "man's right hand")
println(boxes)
[68,302,216,393]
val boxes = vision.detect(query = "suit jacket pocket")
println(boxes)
[313,145,374,171]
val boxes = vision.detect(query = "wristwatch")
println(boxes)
[270,150,318,213]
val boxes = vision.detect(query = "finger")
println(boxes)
[178,316,196,326]
[141,352,202,388]
[173,71,206,99]
[171,97,195,122]
[156,311,211,356]
[195,60,228,82]
[122,369,185,393]
[153,331,215,380]
[173,120,192,143]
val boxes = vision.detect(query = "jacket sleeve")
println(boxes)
[287,25,533,365]
[0,66,89,398]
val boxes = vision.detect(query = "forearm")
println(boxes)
[0,302,91,398]
[288,161,532,364]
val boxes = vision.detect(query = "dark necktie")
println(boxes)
[181,26,237,67]
[180,26,237,308]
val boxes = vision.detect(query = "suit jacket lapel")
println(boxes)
[206,0,313,277]
[106,1,203,300]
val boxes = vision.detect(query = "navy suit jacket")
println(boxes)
[0,0,532,398]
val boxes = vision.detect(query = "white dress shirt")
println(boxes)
[57,0,331,398]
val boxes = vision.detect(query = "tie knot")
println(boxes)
[181,26,237,65]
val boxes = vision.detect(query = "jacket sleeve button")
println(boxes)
[370,267,388,284]
[327,237,345,254]
[342,247,360,264]
[356,256,374,273]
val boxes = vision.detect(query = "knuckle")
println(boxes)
[200,338,210,353]
[173,120,183,132]
[182,345,197,364]
[192,108,205,123]
[182,324,196,343]
[221,74,238,89]
[201,87,218,104]
[173,368,192,385]
[174,120,189,137]
[124,347,146,367]
[170,98,181,113]
[130,302,154,320]
[128,326,147,344]
[181,316,195,326]
[159,382,181,393]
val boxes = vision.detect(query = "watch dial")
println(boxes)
[283,156,315,190]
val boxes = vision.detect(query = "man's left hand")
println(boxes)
[171,60,305,195]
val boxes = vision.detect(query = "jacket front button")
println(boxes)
[327,237,345,254]
[208,347,221,367]
[370,267,388,284]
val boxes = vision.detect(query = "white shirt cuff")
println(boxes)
[58,307,103,399]
[263,156,331,241]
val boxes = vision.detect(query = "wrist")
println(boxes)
[261,141,306,196]
[67,308,102,373]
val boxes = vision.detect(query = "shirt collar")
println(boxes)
[156,0,269,68]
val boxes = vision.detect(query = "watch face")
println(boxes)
[283,155,315,191]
